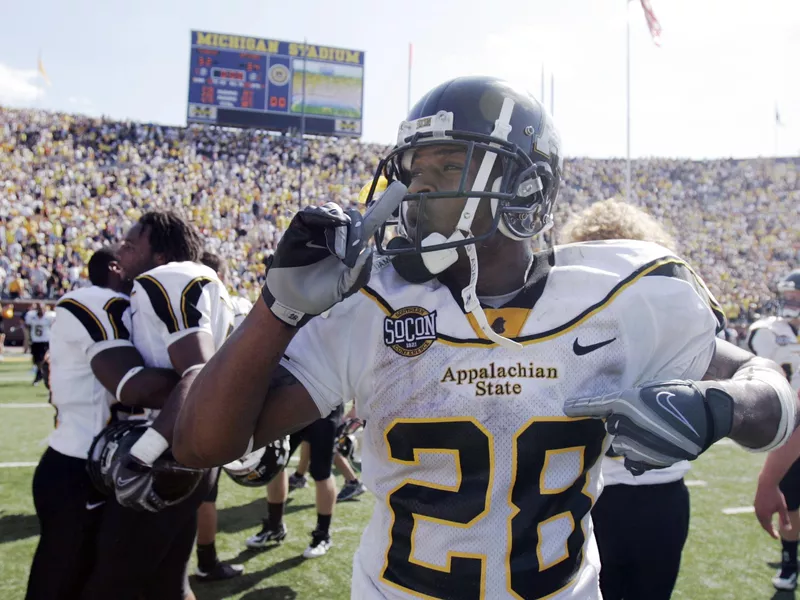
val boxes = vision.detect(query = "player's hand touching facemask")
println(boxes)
[262,182,406,327]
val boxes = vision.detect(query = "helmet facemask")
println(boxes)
[365,102,555,350]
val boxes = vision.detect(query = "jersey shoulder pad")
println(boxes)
[749,316,780,331]
[56,286,131,342]
[547,240,725,332]
[134,261,223,333]
[357,260,440,317]
[232,295,254,317]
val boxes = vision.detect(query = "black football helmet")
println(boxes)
[777,269,800,318]
[87,421,205,507]
[222,437,290,487]
[365,76,563,260]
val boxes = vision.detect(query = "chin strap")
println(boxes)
[462,242,523,350]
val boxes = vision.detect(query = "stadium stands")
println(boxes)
[2,107,798,329]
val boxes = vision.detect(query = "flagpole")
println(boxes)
[407,43,413,115]
[550,72,555,116]
[299,38,307,210]
[625,0,632,204]
[541,64,545,106]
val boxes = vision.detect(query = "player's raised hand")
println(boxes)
[263,181,406,327]
[563,380,734,475]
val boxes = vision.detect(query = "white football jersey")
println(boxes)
[48,286,134,459]
[280,240,722,600]
[748,316,800,391]
[27,311,57,343]
[130,261,233,371]
[231,295,254,330]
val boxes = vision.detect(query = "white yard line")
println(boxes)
[0,461,38,468]
[685,480,707,487]
[0,403,50,408]
[722,506,755,515]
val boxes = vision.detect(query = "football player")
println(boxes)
[191,251,248,581]
[81,212,233,600]
[26,302,56,385]
[245,405,343,558]
[25,248,181,600]
[560,198,692,600]
[176,76,797,600]
[749,269,800,590]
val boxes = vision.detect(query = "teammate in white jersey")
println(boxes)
[177,77,797,600]
[561,198,693,600]
[26,248,182,600]
[749,269,800,591]
[25,303,56,385]
[81,212,233,600]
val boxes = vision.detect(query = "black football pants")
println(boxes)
[26,447,105,600]
[592,479,690,600]
[80,468,216,600]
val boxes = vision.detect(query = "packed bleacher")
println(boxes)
[2,107,798,327]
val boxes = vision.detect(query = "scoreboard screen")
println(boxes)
[187,31,365,137]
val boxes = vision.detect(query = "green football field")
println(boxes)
[0,356,793,600]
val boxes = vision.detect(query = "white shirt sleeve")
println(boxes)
[133,274,219,350]
[279,295,376,418]
[54,299,134,361]
[618,274,719,386]
[749,328,779,361]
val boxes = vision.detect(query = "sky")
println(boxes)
[0,0,798,159]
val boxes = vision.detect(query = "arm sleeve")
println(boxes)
[133,274,219,349]
[748,328,778,360]
[55,299,134,361]
[618,273,719,386]
[278,295,376,418]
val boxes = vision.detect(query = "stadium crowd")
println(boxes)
[1,107,798,327]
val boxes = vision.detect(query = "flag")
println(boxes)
[639,0,662,46]
[37,52,51,86]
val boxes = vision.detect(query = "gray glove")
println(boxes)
[262,181,406,327]
[563,380,734,475]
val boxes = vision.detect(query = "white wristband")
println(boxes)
[182,363,206,378]
[130,427,170,466]
[734,365,797,452]
[116,366,144,403]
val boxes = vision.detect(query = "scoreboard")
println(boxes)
[187,31,365,137]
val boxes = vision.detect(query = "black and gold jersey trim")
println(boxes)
[642,261,726,333]
[103,297,131,340]
[360,286,393,316]
[362,256,723,349]
[136,275,179,334]
[180,277,213,329]
[57,298,107,342]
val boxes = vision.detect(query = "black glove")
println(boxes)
[564,380,734,475]
[262,182,406,327]
[112,453,166,513]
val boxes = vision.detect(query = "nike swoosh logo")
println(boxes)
[573,337,616,356]
[305,241,328,250]
[116,476,138,487]
[85,501,105,511]
[656,391,700,437]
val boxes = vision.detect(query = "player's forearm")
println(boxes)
[174,300,296,467]
[119,368,180,409]
[150,370,198,444]
[715,358,798,450]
